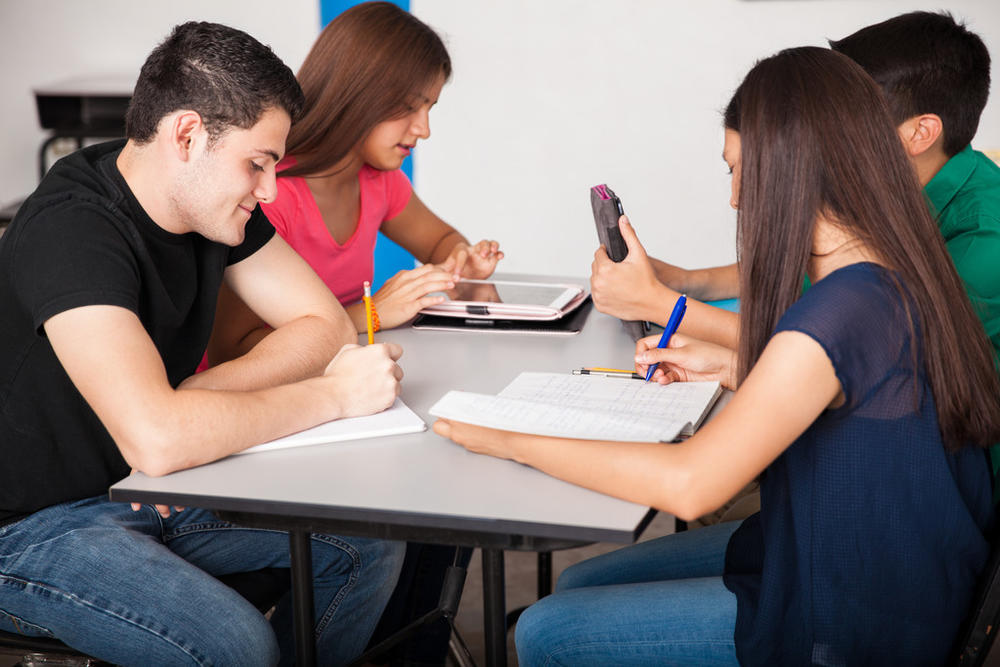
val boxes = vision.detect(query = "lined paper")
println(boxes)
[430,373,721,442]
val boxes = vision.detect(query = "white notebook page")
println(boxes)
[237,398,426,455]
[430,373,721,442]
[499,373,722,435]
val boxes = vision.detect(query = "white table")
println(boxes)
[110,288,658,666]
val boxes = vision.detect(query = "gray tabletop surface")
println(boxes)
[110,276,701,545]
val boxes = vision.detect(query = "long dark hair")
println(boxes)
[281,1,451,178]
[725,47,999,449]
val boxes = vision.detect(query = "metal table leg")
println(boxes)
[289,529,316,667]
[481,548,507,667]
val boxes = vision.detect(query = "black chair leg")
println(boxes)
[505,550,554,629]
[349,549,474,667]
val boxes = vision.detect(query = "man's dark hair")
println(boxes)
[830,11,991,157]
[125,21,304,144]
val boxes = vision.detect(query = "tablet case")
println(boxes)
[590,184,650,341]
[413,298,593,336]
[419,280,589,321]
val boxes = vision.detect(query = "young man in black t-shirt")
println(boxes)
[0,22,404,665]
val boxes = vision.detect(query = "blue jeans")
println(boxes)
[0,495,405,666]
[515,520,742,666]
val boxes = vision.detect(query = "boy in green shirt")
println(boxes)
[833,12,1000,366]
[592,11,999,365]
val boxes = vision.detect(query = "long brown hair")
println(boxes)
[726,47,999,449]
[282,1,451,178]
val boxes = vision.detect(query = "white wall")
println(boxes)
[2,1,998,278]
[410,0,1000,276]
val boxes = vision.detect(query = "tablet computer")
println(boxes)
[413,297,593,335]
[418,279,588,321]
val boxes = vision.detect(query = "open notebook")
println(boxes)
[430,372,722,443]
[236,398,426,455]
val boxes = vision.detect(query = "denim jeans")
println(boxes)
[515,520,742,666]
[0,495,405,666]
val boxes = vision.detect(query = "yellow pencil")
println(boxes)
[363,281,374,345]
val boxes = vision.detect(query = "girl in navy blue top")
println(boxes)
[434,47,1000,665]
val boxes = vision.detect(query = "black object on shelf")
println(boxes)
[33,74,134,180]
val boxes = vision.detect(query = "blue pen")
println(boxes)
[644,295,687,381]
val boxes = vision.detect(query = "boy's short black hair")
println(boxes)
[126,21,304,145]
[830,11,991,157]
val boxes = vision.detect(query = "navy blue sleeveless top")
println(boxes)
[723,263,993,666]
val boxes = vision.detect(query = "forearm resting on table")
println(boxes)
[124,377,348,476]
[496,429,754,522]
[195,314,352,390]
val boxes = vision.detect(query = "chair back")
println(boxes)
[952,526,1000,665]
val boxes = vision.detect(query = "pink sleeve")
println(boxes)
[384,169,413,221]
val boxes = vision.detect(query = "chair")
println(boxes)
[0,568,289,664]
[951,526,1000,666]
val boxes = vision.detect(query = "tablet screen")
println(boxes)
[432,280,578,310]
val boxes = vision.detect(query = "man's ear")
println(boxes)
[166,111,205,162]
[897,114,944,158]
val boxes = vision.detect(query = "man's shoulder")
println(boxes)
[938,150,1000,235]
[15,140,129,227]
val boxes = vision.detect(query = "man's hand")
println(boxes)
[441,239,504,279]
[590,216,663,322]
[131,503,186,518]
[321,343,404,418]
[634,332,738,389]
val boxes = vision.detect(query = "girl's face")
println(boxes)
[358,73,446,171]
[723,129,741,210]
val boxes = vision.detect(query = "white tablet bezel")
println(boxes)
[419,279,586,320]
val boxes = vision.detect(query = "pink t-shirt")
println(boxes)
[261,161,413,305]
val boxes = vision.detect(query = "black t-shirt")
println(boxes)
[0,140,274,523]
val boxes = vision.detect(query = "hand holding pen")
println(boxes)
[635,330,739,389]
[642,295,687,381]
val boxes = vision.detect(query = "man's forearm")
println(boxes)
[188,314,354,391]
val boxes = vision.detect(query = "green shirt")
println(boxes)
[925,146,1000,362]
[926,146,1000,479]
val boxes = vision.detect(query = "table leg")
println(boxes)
[481,548,507,667]
[289,529,317,667]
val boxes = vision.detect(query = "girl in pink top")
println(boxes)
[207,2,503,365]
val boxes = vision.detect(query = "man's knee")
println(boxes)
[312,536,405,593]
[180,597,279,667]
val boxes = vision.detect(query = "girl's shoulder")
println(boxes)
[777,263,915,397]
[786,262,900,326]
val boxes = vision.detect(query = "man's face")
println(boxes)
[169,107,290,245]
